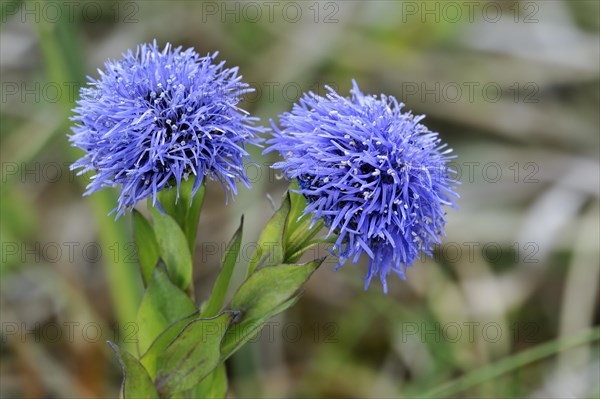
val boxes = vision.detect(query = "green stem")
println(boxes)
[421,327,600,399]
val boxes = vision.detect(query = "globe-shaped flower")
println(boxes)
[70,41,263,216]
[266,81,458,292]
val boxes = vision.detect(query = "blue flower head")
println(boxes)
[70,41,263,216]
[266,81,458,292]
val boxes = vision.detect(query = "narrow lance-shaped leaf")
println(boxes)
[285,181,313,239]
[221,294,302,361]
[140,311,200,379]
[246,194,290,276]
[154,312,235,397]
[133,210,160,286]
[149,204,193,291]
[202,217,244,318]
[157,178,206,255]
[286,234,337,265]
[184,363,228,399]
[222,259,323,359]
[234,259,322,319]
[108,341,159,399]
[136,266,196,356]
[284,180,326,262]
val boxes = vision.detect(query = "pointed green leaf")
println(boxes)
[136,266,196,356]
[285,180,309,236]
[222,259,323,359]
[183,182,205,255]
[154,312,234,397]
[157,179,206,255]
[202,217,244,318]
[286,234,337,264]
[133,210,160,286]
[221,294,301,360]
[149,205,193,291]
[185,364,228,399]
[140,311,200,379]
[283,180,325,261]
[247,194,290,276]
[109,342,159,399]
[234,259,322,319]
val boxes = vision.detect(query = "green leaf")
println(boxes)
[202,217,244,318]
[221,294,301,360]
[136,266,196,356]
[183,182,205,255]
[108,342,159,399]
[284,180,310,238]
[185,364,228,399]
[149,205,193,291]
[157,179,206,255]
[133,210,160,286]
[234,259,322,319]
[283,180,325,261]
[286,234,337,265]
[140,311,200,379]
[247,181,326,273]
[154,312,234,397]
[246,194,290,276]
[221,259,323,359]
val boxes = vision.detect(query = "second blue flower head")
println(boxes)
[266,81,458,292]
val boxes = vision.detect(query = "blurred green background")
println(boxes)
[1,1,599,398]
